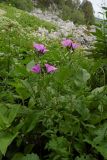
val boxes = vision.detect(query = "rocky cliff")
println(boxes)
[31,8,96,49]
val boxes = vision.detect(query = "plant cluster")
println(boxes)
[88,6,107,89]
[0,3,107,160]
[91,7,107,58]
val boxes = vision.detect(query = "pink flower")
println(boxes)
[31,64,41,73]
[61,39,73,48]
[33,43,48,54]
[61,39,80,50]
[71,43,79,49]
[45,64,57,73]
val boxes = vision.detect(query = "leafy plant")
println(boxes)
[0,3,107,160]
[0,0,33,11]
[91,7,107,58]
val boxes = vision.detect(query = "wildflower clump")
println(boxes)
[31,43,57,74]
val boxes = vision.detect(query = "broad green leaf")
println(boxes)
[26,60,35,72]
[81,69,90,82]
[15,81,30,100]
[74,68,90,87]
[0,103,21,130]
[0,131,18,155]
[21,79,34,96]
[22,112,42,133]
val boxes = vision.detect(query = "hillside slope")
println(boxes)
[0,3,107,160]
[0,3,56,55]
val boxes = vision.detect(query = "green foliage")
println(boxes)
[60,5,85,24]
[37,0,65,9]
[70,10,85,24]
[91,7,107,58]
[12,153,40,160]
[60,5,72,21]
[0,4,56,31]
[22,153,40,160]
[0,3,56,56]
[89,7,107,88]
[1,36,107,159]
[0,3,107,160]
[0,0,33,11]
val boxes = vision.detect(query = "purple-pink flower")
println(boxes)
[33,43,48,54]
[31,64,58,74]
[61,39,73,48]
[31,64,41,73]
[61,39,79,50]
[45,64,57,73]
[71,43,79,49]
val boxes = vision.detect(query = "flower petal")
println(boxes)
[33,43,48,54]
[31,64,41,73]
[61,39,73,47]
[45,64,57,73]
[72,43,79,49]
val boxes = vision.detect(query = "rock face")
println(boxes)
[32,8,96,48]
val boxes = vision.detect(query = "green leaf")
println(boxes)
[55,66,71,83]
[28,97,35,108]
[23,112,42,133]
[11,153,24,160]
[85,123,107,159]
[22,153,40,160]
[26,60,35,72]
[95,143,107,159]
[0,131,18,155]
[74,68,90,87]
[81,68,90,82]
[0,103,21,130]
[21,79,34,97]
[15,81,30,100]
[47,136,69,157]
[91,86,105,95]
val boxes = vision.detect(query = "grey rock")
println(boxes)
[31,7,96,48]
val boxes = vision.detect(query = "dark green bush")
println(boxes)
[80,0,95,25]
[89,7,107,88]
